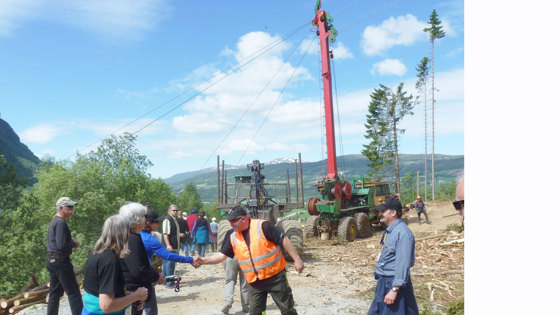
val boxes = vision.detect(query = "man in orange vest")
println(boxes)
[196,205,304,314]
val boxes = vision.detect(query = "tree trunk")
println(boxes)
[424,78,428,199]
[393,105,401,197]
[431,40,436,200]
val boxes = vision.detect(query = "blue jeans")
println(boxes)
[188,242,197,255]
[162,253,177,287]
[181,242,189,255]
[367,275,419,315]
[197,243,207,257]
[46,254,83,315]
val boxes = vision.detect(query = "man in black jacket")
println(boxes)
[46,197,83,315]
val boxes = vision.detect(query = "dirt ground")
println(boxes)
[19,200,463,315]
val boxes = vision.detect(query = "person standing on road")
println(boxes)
[177,211,189,255]
[412,195,430,224]
[119,202,165,315]
[210,217,219,252]
[222,256,250,314]
[82,215,148,315]
[186,209,199,256]
[192,211,211,257]
[197,205,304,315]
[46,197,83,315]
[162,204,181,287]
[368,196,419,315]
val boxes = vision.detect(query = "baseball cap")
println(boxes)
[225,205,247,220]
[182,212,188,216]
[146,210,164,222]
[144,202,151,206]
[191,208,198,214]
[56,197,78,207]
[374,196,402,213]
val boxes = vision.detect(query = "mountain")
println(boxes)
[0,118,40,182]
[164,153,464,202]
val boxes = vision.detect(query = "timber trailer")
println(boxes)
[304,1,392,242]
[216,157,305,260]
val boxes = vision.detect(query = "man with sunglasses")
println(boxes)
[162,204,181,287]
[368,196,418,315]
[197,205,304,315]
[46,197,83,315]
[454,177,465,225]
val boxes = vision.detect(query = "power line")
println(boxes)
[236,36,316,165]
[67,21,310,160]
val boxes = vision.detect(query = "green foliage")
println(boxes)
[423,10,446,42]
[176,182,203,213]
[399,171,417,203]
[362,83,414,187]
[435,179,457,200]
[446,299,464,315]
[419,303,441,315]
[0,133,181,297]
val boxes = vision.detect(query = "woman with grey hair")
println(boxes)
[119,202,164,315]
[82,215,148,315]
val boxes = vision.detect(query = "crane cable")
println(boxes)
[199,34,316,169]
[236,36,316,165]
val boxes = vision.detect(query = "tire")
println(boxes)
[304,215,319,239]
[337,216,357,242]
[353,212,373,238]
[217,220,232,248]
[276,219,304,261]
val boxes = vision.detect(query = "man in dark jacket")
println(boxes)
[46,197,83,315]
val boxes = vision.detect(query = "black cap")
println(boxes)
[225,205,247,220]
[374,196,402,213]
[146,210,164,222]
[191,208,198,213]
[144,202,151,206]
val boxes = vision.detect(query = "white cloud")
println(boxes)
[332,42,354,60]
[361,14,427,56]
[370,58,407,76]
[0,0,170,40]
[20,123,62,144]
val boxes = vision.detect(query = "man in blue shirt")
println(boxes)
[368,196,419,315]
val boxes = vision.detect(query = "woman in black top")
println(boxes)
[82,215,147,315]
[119,202,164,315]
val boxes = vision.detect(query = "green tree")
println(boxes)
[362,83,414,196]
[423,9,446,200]
[176,182,204,213]
[415,57,430,200]
[0,133,176,296]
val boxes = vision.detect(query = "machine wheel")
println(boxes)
[304,215,319,239]
[276,219,304,261]
[217,220,232,248]
[337,216,357,242]
[353,212,373,238]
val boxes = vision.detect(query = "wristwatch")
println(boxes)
[391,286,400,292]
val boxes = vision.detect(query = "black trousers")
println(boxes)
[46,254,83,315]
[248,270,297,315]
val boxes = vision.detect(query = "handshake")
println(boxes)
[191,256,205,268]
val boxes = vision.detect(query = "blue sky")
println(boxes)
[0,0,464,179]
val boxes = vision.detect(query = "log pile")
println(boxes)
[1,268,85,314]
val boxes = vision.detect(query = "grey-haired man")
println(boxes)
[46,197,83,315]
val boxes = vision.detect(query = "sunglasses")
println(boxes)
[452,200,464,210]
[172,209,178,212]
[229,217,243,224]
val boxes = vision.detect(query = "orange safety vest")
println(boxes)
[230,219,286,283]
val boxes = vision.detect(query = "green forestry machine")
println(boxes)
[216,158,304,260]
[304,1,392,242]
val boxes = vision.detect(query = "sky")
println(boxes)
[0,0,464,179]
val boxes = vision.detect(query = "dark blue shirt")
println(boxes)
[140,230,193,267]
[375,219,415,287]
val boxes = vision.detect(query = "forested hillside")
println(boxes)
[0,118,40,182]
[164,154,464,202]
